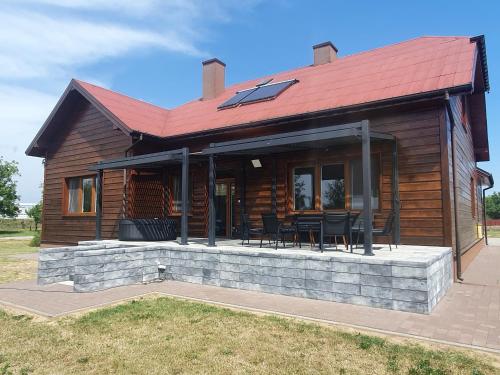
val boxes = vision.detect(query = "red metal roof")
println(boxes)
[75,36,478,139]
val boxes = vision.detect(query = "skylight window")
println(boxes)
[218,79,298,110]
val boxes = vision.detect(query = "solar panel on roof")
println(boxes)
[218,79,297,110]
[239,80,296,105]
[217,88,258,109]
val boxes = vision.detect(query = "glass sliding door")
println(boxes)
[215,180,235,237]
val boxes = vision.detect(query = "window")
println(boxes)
[293,167,315,210]
[65,176,96,214]
[321,164,345,209]
[172,175,192,212]
[218,79,297,109]
[350,158,380,210]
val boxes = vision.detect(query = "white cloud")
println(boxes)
[0,0,263,201]
[0,9,202,80]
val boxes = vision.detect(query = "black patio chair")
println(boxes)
[373,211,396,251]
[322,213,350,250]
[353,211,396,251]
[260,213,296,249]
[240,213,262,245]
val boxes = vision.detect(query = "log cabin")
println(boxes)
[26,35,493,279]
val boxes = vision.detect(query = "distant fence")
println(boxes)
[486,220,500,226]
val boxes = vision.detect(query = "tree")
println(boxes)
[27,201,42,231]
[0,158,20,218]
[485,192,500,219]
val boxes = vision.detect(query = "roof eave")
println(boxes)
[470,35,490,92]
[157,84,473,142]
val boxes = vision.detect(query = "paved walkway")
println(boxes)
[0,241,499,353]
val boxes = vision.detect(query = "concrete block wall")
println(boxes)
[38,244,122,285]
[38,242,453,314]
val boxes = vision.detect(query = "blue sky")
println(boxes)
[1,0,499,202]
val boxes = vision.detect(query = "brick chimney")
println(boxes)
[202,58,225,100]
[313,41,338,65]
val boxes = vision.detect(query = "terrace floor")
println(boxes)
[0,239,499,352]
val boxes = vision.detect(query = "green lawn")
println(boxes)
[0,229,35,238]
[0,239,38,283]
[487,228,500,238]
[0,298,497,375]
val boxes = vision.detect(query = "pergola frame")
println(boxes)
[89,148,190,245]
[202,120,400,255]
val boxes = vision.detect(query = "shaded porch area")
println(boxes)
[89,120,402,255]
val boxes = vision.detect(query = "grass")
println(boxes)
[0,298,497,374]
[0,229,35,238]
[0,240,38,284]
[487,228,500,238]
[0,219,37,238]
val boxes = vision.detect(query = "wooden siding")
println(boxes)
[39,96,484,249]
[446,95,483,253]
[41,99,130,244]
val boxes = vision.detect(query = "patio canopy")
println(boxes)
[89,148,191,245]
[201,120,400,255]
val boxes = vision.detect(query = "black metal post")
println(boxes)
[240,160,246,242]
[271,158,277,215]
[392,139,401,245]
[208,155,216,246]
[95,169,103,240]
[361,120,373,255]
[180,147,189,245]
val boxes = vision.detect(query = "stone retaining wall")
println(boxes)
[38,242,453,314]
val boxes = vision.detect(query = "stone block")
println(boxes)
[305,269,332,281]
[332,272,360,284]
[360,274,392,288]
[361,285,392,299]
[331,262,359,274]
[281,277,306,289]
[360,264,392,276]
[332,282,360,295]
[305,279,332,292]
[391,266,426,279]
[392,277,427,291]
[305,259,332,271]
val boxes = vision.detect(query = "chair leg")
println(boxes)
[260,234,263,248]
[389,242,392,251]
[343,235,348,250]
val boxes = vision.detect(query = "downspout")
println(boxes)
[483,183,493,245]
[122,133,144,219]
[445,92,463,281]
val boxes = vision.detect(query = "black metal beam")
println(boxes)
[202,122,394,157]
[180,148,189,245]
[361,120,373,255]
[89,149,185,171]
[392,140,401,245]
[208,155,216,246]
[95,169,103,240]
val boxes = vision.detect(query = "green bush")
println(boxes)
[486,192,500,219]
[29,231,40,247]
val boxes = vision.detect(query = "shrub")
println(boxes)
[29,231,40,247]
